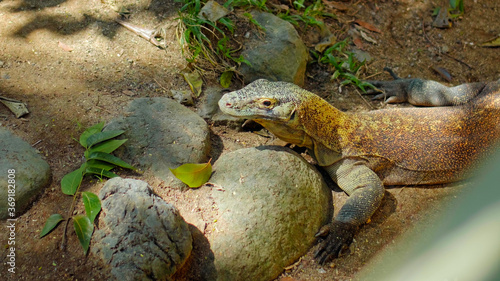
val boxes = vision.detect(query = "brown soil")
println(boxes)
[0,0,498,280]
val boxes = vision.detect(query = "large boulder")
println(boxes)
[239,11,309,86]
[105,97,211,187]
[92,177,192,281]
[208,146,332,281]
[0,128,51,219]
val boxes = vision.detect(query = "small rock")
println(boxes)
[0,128,51,219]
[92,178,192,280]
[170,90,194,106]
[197,86,225,119]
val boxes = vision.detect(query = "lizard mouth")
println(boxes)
[218,94,245,116]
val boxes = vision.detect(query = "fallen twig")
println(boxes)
[421,19,473,69]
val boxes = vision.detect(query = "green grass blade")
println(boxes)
[218,17,234,33]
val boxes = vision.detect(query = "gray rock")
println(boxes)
[105,97,210,187]
[197,86,226,119]
[208,146,332,281]
[239,11,309,86]
[92,177,192,281]
[0,128,51,220]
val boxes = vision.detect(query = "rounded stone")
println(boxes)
[208,146,332,281]
[0,128,51,219]
[239,11,309,86]
[92,177,192,280]
[105,97,211,187]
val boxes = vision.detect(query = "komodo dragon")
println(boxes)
[218,76,500,264]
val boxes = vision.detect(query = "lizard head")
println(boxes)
[218,79,306,122]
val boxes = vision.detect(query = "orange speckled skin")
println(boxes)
[298,89,500,185]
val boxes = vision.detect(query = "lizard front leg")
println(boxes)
[315,158,385,264]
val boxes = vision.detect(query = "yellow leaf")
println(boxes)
[170,162,212,188]
[481,36,500,47]
[220,71,233,88]
[181,70,203,97]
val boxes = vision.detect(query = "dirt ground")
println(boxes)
[0,0,498,280]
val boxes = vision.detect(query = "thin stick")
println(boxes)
[60,180,82,250]
[354,89,374,110]
[421,19,473,69]
[364,71,384,80]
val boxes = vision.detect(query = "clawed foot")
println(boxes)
[314,221,358,265]
[363,68,412,104]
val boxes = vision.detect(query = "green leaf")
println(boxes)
[79,122,105,147]
[169,162,212,188]
[87,151,135,170]
[81,192,101,223]
[85,130,125,149]
[87,139,127,155]
[86,159,116,171]
[61,166,85,195]
[85,166,119,179]
[220,71,233,88]
[73,214,94,255]
[39,214,64,238]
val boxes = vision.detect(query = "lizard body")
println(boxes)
[218,78,500,263]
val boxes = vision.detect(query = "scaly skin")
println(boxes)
[218,78,500,264]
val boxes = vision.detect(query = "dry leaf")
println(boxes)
[0,96,29,118]
[315,34,337,52]
[181,69,203,97]
[353,37,363,49]
[58,41,73,52]
[432,6,452,29]
[354,19,382,33]
[431,66,452,82]
[349,28,364,49]
[359,29,378,44]
[323,0,349,11]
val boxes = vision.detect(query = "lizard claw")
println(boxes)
[362,79,410,103]
[314,221,358,265]
[362,68,411,103]
[315,224,331,238]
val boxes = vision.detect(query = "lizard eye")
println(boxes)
[259,98,275,108]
